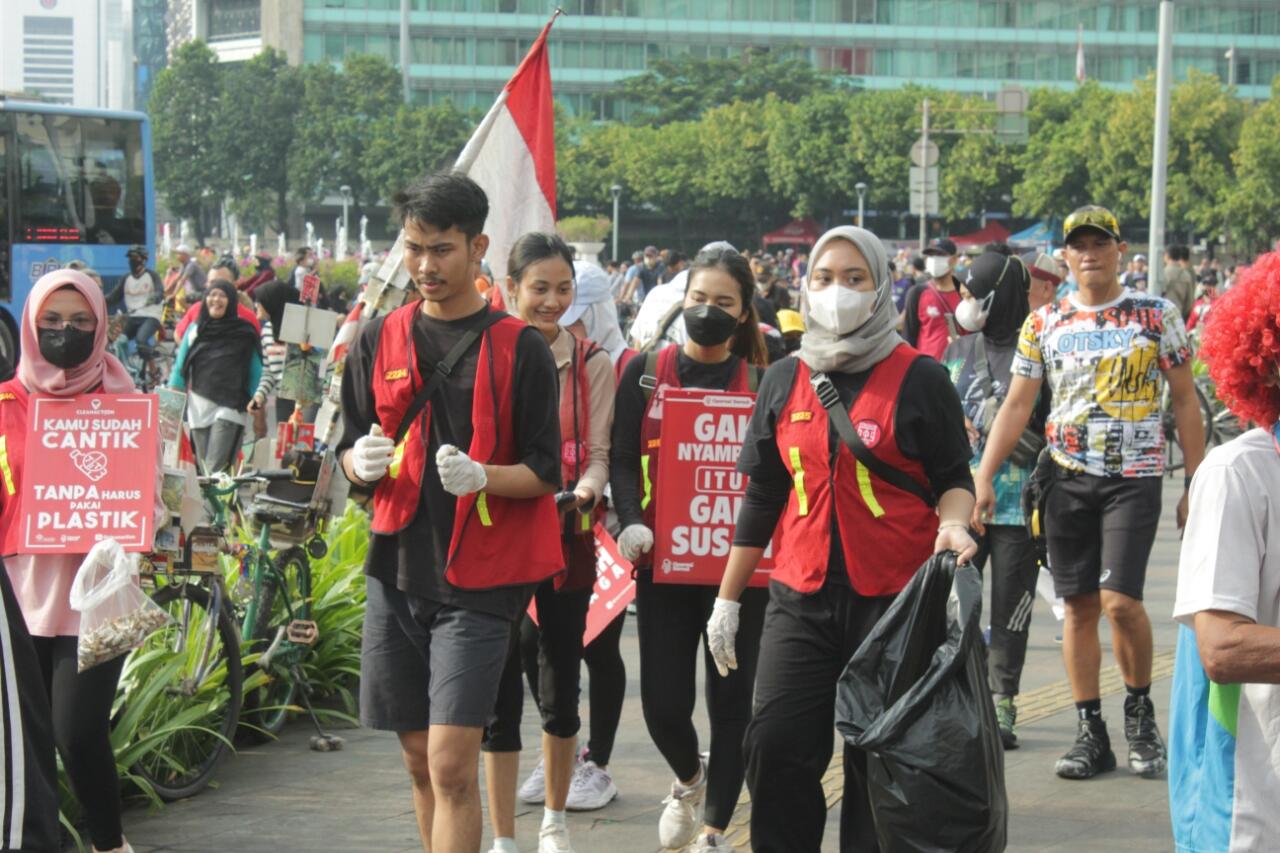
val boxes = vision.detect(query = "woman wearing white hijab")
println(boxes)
[708,226,978,851]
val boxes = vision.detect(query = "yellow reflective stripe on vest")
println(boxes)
[0,436,13,497]
[580,510,591,533]
[788,446,809,517]
[476,491,493,526]
[388,435,406,479]
[855,460,886,519]
[640,454,652,510]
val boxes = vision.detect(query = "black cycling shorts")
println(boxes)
[1043,472,1162,601]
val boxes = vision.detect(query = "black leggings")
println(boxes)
[635,572,767,831]
[523,602,628,767]
[483,580,591,751]
[31,635,126,851]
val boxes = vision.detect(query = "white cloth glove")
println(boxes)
[351,424,395,483]
[617,524,654,562]
[706,597,741,677]
[436,444,487,497]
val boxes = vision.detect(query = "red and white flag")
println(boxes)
[324,301,364,371]
[1076,25,1086,84]
[455,14,559,283]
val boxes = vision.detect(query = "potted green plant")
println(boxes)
[557,216,611,262]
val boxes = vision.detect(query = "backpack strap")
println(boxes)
[639,350,661,406]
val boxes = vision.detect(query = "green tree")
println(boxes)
[618,49,834,126]
[1092,70,1244,237]
[289,54,401,213]
[557,121,632,217]
[1226,77,1280,253]
[217,48,302,235]
[1013,82,1115,221]
[766,91,861,219]
[696,97,794,238]
[362,102,474,203]
[844,87,922,223]
[149,41,223,244]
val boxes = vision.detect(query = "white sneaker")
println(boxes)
[692,832,735,852]
[538,822,575,853]
[519,757,546,804]
[657,764,707,849]
[566,759,618,811]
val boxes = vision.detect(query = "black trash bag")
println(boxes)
[834,552,1007,853]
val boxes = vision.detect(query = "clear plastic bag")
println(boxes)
[70,540,170,672]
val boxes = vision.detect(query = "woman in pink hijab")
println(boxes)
[0,269,154,853]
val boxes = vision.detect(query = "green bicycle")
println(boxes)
[126,466,341,802]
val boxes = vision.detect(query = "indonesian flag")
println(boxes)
[1076,25,1086,84]
[455,14,559,283]
[324,301,364,371]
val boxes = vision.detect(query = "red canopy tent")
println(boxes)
[949,221,1012,247]
[762,218,823,247]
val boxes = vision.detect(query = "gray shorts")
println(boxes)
[359,574,514,731]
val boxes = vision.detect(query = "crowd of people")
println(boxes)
[1,167,1276,853]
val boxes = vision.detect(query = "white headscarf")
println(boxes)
[564,262,628,363]
[798,225,903,375]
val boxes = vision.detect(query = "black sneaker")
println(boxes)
[1124,697,1167,778]
[1054,718,1116,779]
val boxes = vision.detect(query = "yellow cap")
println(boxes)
[777,309,805,335]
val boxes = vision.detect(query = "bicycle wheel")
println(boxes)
[244,548,312,738]
[120,581,243,802]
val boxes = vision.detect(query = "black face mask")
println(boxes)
[683,304,739,347]
[38,327,96,370]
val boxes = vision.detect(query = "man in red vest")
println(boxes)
[337,173,563,852]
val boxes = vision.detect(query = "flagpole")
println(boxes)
[1148,1,1174,299]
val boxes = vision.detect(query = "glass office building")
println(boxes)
[288,1,1280,117]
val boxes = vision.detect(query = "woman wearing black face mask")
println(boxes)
[609,246,768,851]
[168,280,267,473]
[0,270,166,853]
[942,249,1050,751]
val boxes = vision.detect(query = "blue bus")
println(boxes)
[0,96,156,361]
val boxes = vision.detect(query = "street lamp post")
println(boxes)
[610,184,622,261]
[854,182,868,228]
[339,185,352,260]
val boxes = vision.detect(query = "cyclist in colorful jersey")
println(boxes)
[1169,252,1280,852]
[974,205,1205,781]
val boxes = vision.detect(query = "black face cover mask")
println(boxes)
[38,327,96,370]
[683,304,740,347]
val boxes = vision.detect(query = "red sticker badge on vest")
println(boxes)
[562,439,586,468]
[855,419,883,448]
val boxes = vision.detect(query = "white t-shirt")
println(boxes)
[1169,427,1280,852]
[627,271,688,350]
[122,272,162,318]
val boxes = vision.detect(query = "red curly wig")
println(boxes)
[1200,251,1280,426]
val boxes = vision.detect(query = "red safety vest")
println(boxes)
[773,346,936,597]
[636,346,751,552]
[368,303,563,590]
[0,380,30,557]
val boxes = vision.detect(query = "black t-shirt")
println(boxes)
[733,354,974,584]
[338,304,561,618]
[610,349,747,532]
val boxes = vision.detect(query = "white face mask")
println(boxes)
[807,285,878,336]
[925,256,951,279]
[954,297,989,332]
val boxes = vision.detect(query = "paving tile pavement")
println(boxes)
[122,478,1189,851]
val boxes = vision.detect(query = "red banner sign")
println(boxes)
[584,524,636,645]
[528,524,635,646]
[653,389,772,587]
[20,394,158,553]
